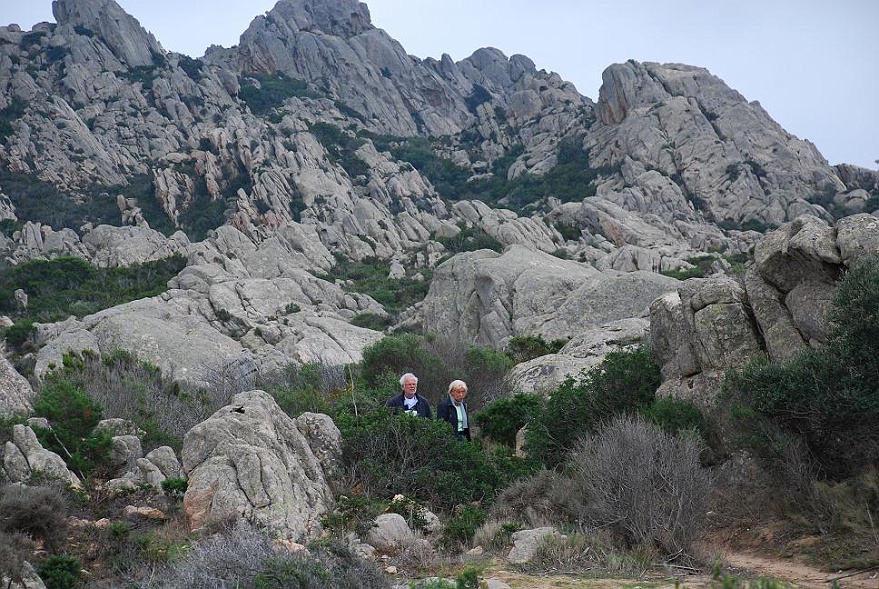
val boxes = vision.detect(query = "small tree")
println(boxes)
[32,378,113,479]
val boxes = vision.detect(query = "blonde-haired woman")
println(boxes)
[437,379,470,441]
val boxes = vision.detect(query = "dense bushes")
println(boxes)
[336,410,504,511]
[358,333,513,410]
[326,254,431,319]
[474,393,542,447]
[526,345,662,467]
[724,256,879,479]
[40,350,218,450]
[0,254,186,325]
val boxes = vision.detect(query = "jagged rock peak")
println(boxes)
[52,0,165,66]
[259,0,373,38]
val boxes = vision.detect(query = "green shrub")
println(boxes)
[474,393,543,447]
[38,554,82,589]
[32,379,113,479]
[160,477,188,499]
[504,334,566,363]
[3,320,37,354]
[723,256,879,479]
[358,333,443,390]
[349,312,390,331]
[320,495,385,539]
[526,345,661,467]
[336,410,502,511]
[439,505,487,551]
[239,72,314,116]
[641,396,707,438]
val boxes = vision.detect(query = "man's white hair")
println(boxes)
[399,372,418,386]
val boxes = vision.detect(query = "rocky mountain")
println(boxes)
[1,0,877,391]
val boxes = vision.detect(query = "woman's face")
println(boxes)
[450,387,467,402]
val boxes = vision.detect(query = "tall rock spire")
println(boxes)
[52,0,165,67]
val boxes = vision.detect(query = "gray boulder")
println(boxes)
[507,318,649,394]
[365,512,415,553]
[181,390,336,540]
[1,425,81,488]
[506,526,564,564]
[0,354,34,417]
[423,245,678,349]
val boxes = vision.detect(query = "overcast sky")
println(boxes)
[5,0,878,170]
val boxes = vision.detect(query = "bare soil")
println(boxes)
[477,553,879,589]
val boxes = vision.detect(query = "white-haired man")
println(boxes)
[385,372,432,418]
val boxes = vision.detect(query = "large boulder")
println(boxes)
[0,354,35,417]
[1,425,82,488]
[422,244,678,349]
[650,213,879,403]
[181,390,340,540]
[507,318,649,394]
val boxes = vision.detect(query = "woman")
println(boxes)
[437,379,470,441]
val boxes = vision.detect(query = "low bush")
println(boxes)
[438,505,487,551]
[40,350,211,451]
[489,469,585,529]
[0,483,69,553]
[0,530,35,588]
[504,334,566,363]
[569,415,711,556]
[320,494,385,539]
[38,554,82,589]
[641,396,707,438]
[138,521,389,589]
[474,393,542,447]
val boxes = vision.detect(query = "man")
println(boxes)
[436,379,470,441]
[385,372,432,418]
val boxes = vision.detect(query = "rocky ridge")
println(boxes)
[0,0,877,388]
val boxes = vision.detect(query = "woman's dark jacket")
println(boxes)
[436,397,471,441]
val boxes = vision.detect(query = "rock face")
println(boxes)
[422,244,679,349]
[31,224,385,389]
[0,354,34,416]
[650,214,879,403]
[181,390,341,540]
[589,61,839,229]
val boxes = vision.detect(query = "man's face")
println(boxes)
[402,378,417,398]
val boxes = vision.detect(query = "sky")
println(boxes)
[4,0,878,170]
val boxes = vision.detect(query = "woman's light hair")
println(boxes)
[447,379,467,394]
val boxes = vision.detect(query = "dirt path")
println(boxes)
[722,551,879,589]
[474,552,879,589]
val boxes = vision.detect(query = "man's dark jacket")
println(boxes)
[386,393,432,418]
[436,397,471,440]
